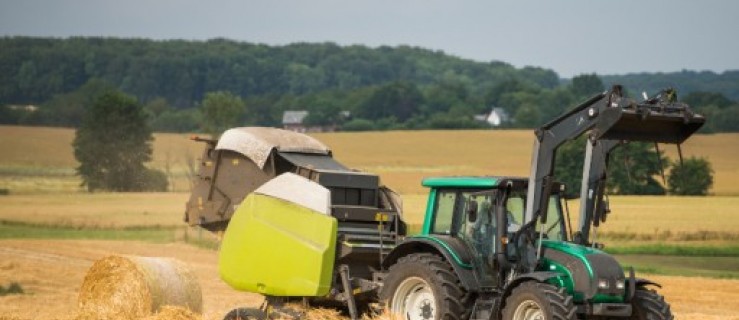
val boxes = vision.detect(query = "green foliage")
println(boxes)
[31,78,116,127]
[425,113,488,129]
[200,91,245,137]
[570,73,605,99]
[341,118,375,131]
[2,37,739,132]
[602,70,739,101]
[668,157,714,195]
[555,139,668,196]
[357,81,424,121]
[554,137,587,198]
[683,91,734,109]
[606,142,667,195]
[0,282,24,296]
[73,90,167,192]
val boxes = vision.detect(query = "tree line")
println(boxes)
[1,37,738,134]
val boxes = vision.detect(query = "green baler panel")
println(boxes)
[218,193,338,296]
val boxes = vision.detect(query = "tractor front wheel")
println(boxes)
[630,289,673,320]
[379,253,467,320]
[502,281,576,320]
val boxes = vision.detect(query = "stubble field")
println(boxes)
[0,125,738,319]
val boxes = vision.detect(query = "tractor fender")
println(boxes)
[494,271,564,317]
[382,237,479,292]
[635,278,661,288]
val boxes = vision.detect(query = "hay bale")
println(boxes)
[144,306,201,320]
[78,255,202,320]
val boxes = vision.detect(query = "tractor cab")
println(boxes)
[418,177,569,289]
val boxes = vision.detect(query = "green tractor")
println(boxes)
[382,176,644,319]
[378,86,703,319]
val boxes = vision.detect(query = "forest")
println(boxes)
[1,36,738,132]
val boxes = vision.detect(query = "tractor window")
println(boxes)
[432,190,457,234]
[536,196,566,241]
[459,192,496,245]
[506,193,526,233]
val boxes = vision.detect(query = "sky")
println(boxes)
[1,0,737,78]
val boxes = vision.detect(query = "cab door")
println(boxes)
[458,190,499,289]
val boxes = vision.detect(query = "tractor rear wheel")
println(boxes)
[502,281,576,320]
[630,289,673,320]
[379,253,468,320]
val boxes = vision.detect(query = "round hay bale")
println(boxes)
[144,306,201,320]
[78,255,202,320]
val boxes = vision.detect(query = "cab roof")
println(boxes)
[421,176,527,188]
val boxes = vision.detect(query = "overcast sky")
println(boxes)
[1,0,737,77]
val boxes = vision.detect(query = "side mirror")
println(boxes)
[466,200,478,223]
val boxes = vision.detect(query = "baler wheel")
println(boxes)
[223,308,268,320]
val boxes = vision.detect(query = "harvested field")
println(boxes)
[0,240,259,320]
[0,239,737,320]
[3,125,738,195]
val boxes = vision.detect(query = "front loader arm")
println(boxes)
[574,139,621,245]
[520,85,704,272]
[524,88,626,225]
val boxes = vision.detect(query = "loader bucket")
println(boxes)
[594,104,705,144]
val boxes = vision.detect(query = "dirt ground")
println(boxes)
[0,239,737,320]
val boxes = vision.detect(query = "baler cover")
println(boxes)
[216,127,331,168]
[218,173,337,296]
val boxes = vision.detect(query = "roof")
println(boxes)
[215,127,331,168]
[282,110,309,125]
[422,176,527,188]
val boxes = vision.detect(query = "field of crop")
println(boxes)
[3,125,738,195]
[0,125,738,319]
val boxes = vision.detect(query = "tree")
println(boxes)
[554,136,587,198]
[200,91,245,137]
[606,142,667,195]
[570,73,605,99]
[357,81,424,121]
[555,139,668,196]
[668,157,713,195]
[73,90,166,192]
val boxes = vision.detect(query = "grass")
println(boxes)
[0,220,178,242]
[615,254,739,279]
[605,243,739,257]
[0,192,188,227]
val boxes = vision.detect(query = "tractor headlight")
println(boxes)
[597,278,610,290]
[616,281,625,290]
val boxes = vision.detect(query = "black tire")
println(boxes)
[630,289,673,320]
[379,253,469,320]
[502,281,576,320]
[223,308,268,320]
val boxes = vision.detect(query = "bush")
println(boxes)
[668,157,713,195]
[342,118,375,131]
[137,168,169,192]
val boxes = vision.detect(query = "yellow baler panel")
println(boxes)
[218,193,337,296]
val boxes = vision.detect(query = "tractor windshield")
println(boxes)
[506,191,567,241]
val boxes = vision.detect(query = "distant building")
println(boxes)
[476,107,510,127]
[7,104,39,112]
[282,110,310,132]
[282,110,342,133]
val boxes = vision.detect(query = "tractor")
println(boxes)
[185,86,703,319]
